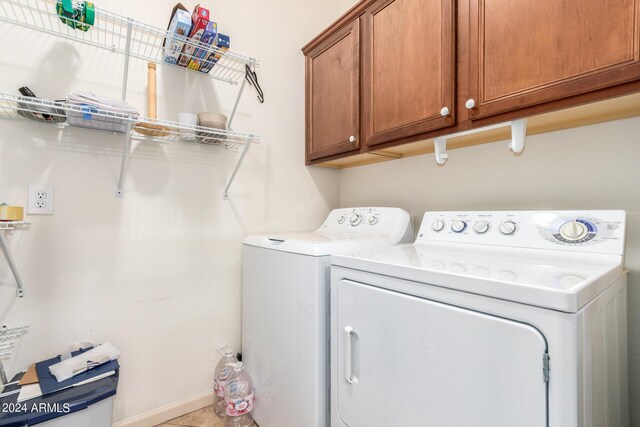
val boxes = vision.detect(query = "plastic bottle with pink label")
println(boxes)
[224,362,255,427]
[213,345,238,418]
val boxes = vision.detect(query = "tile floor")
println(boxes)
[157,404,258,427]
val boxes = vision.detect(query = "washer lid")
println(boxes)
[243,231,400,256]
[331,242,624,313]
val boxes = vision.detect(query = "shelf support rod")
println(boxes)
[431,118,528,165]
[116,121,133,197]
[223,140,253,200]
[121,18,133,102]
[227,75,248,130]
[0,232,25,298]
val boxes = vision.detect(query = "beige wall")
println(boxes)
[339,116,640,425]
[0,0,339,423]
[340,0,359,13]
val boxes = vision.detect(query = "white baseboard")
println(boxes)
[113,391,214,427]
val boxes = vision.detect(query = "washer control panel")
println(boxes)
[319,207,413,240]
[418,211,626,255]
[334,208,381,228]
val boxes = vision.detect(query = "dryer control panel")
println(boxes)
[417,210,626,255]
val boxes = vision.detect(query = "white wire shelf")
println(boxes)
[0,325,29,358]
[0,0,257,85]
[0,93,259,148]
[0,221,29,231]
[0,325,29,393]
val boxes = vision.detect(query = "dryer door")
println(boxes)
[336,279,548,427]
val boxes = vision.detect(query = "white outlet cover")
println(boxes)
[27,184,54,215]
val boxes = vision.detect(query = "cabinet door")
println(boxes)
[306,20,360,162]
[468,0,640,119]
[336,279,549,427]
[363,0,455,147]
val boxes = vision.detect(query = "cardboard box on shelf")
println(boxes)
[188,21,218,70]
[163,7,192,65]
[199,33,230,74]
[177,5,210,67]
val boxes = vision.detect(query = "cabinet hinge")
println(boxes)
[543,353,550,383]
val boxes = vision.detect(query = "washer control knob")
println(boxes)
[499,221,517,236]
[451,220,467,233]
[368,215,379,225]
[431,219,445,232]
[350,214,362,226]
[560,221,588,241]
[474,221,490,234]
[337,215,346,224]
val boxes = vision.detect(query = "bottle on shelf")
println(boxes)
[223,362,255,427]
[213,345,238,417]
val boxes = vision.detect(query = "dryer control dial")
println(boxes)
[337,215,346,224]
[474,221,490,234]
[431,219,445,232]
[368,215,379,225]
[552,219,597,244]
[451,220,467,233]
[350,214,362,226]
[560,221,588,241]
[499,221,517,236]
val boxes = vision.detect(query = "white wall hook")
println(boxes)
[434,137,448,165]
[509,118,528,154]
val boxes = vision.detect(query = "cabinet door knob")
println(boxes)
[440,107,450,117]
[349,135,357,143]
[465,99,476,109]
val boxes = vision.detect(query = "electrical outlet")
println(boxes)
[27,184,54,215]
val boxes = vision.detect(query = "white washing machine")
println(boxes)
[242,207,413,427]
[331,210,628,427]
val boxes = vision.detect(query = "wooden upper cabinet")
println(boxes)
[468,0,640,119]
[305,19,361,162]
[363,0,456,147]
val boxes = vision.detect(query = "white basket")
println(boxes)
[65,105,131,133]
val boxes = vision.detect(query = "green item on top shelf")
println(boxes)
[56,0,95,32]
[56,0,75,22]
[83,2,95,26]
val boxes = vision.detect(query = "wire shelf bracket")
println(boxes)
[0,93,260,198]
[0,222,29,298]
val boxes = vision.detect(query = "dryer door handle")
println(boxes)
[344,326,359,385]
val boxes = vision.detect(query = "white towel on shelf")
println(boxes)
[65,91,139,116]
[48,342,120,383]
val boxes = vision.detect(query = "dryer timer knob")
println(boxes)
[431,219,445,232]
[451,220,467,233]
[499,221,517,235]
[474,221,490,234]
[350,214,362,226]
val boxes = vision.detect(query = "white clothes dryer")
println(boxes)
[242,207,413,427]
[331,210,628,427]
